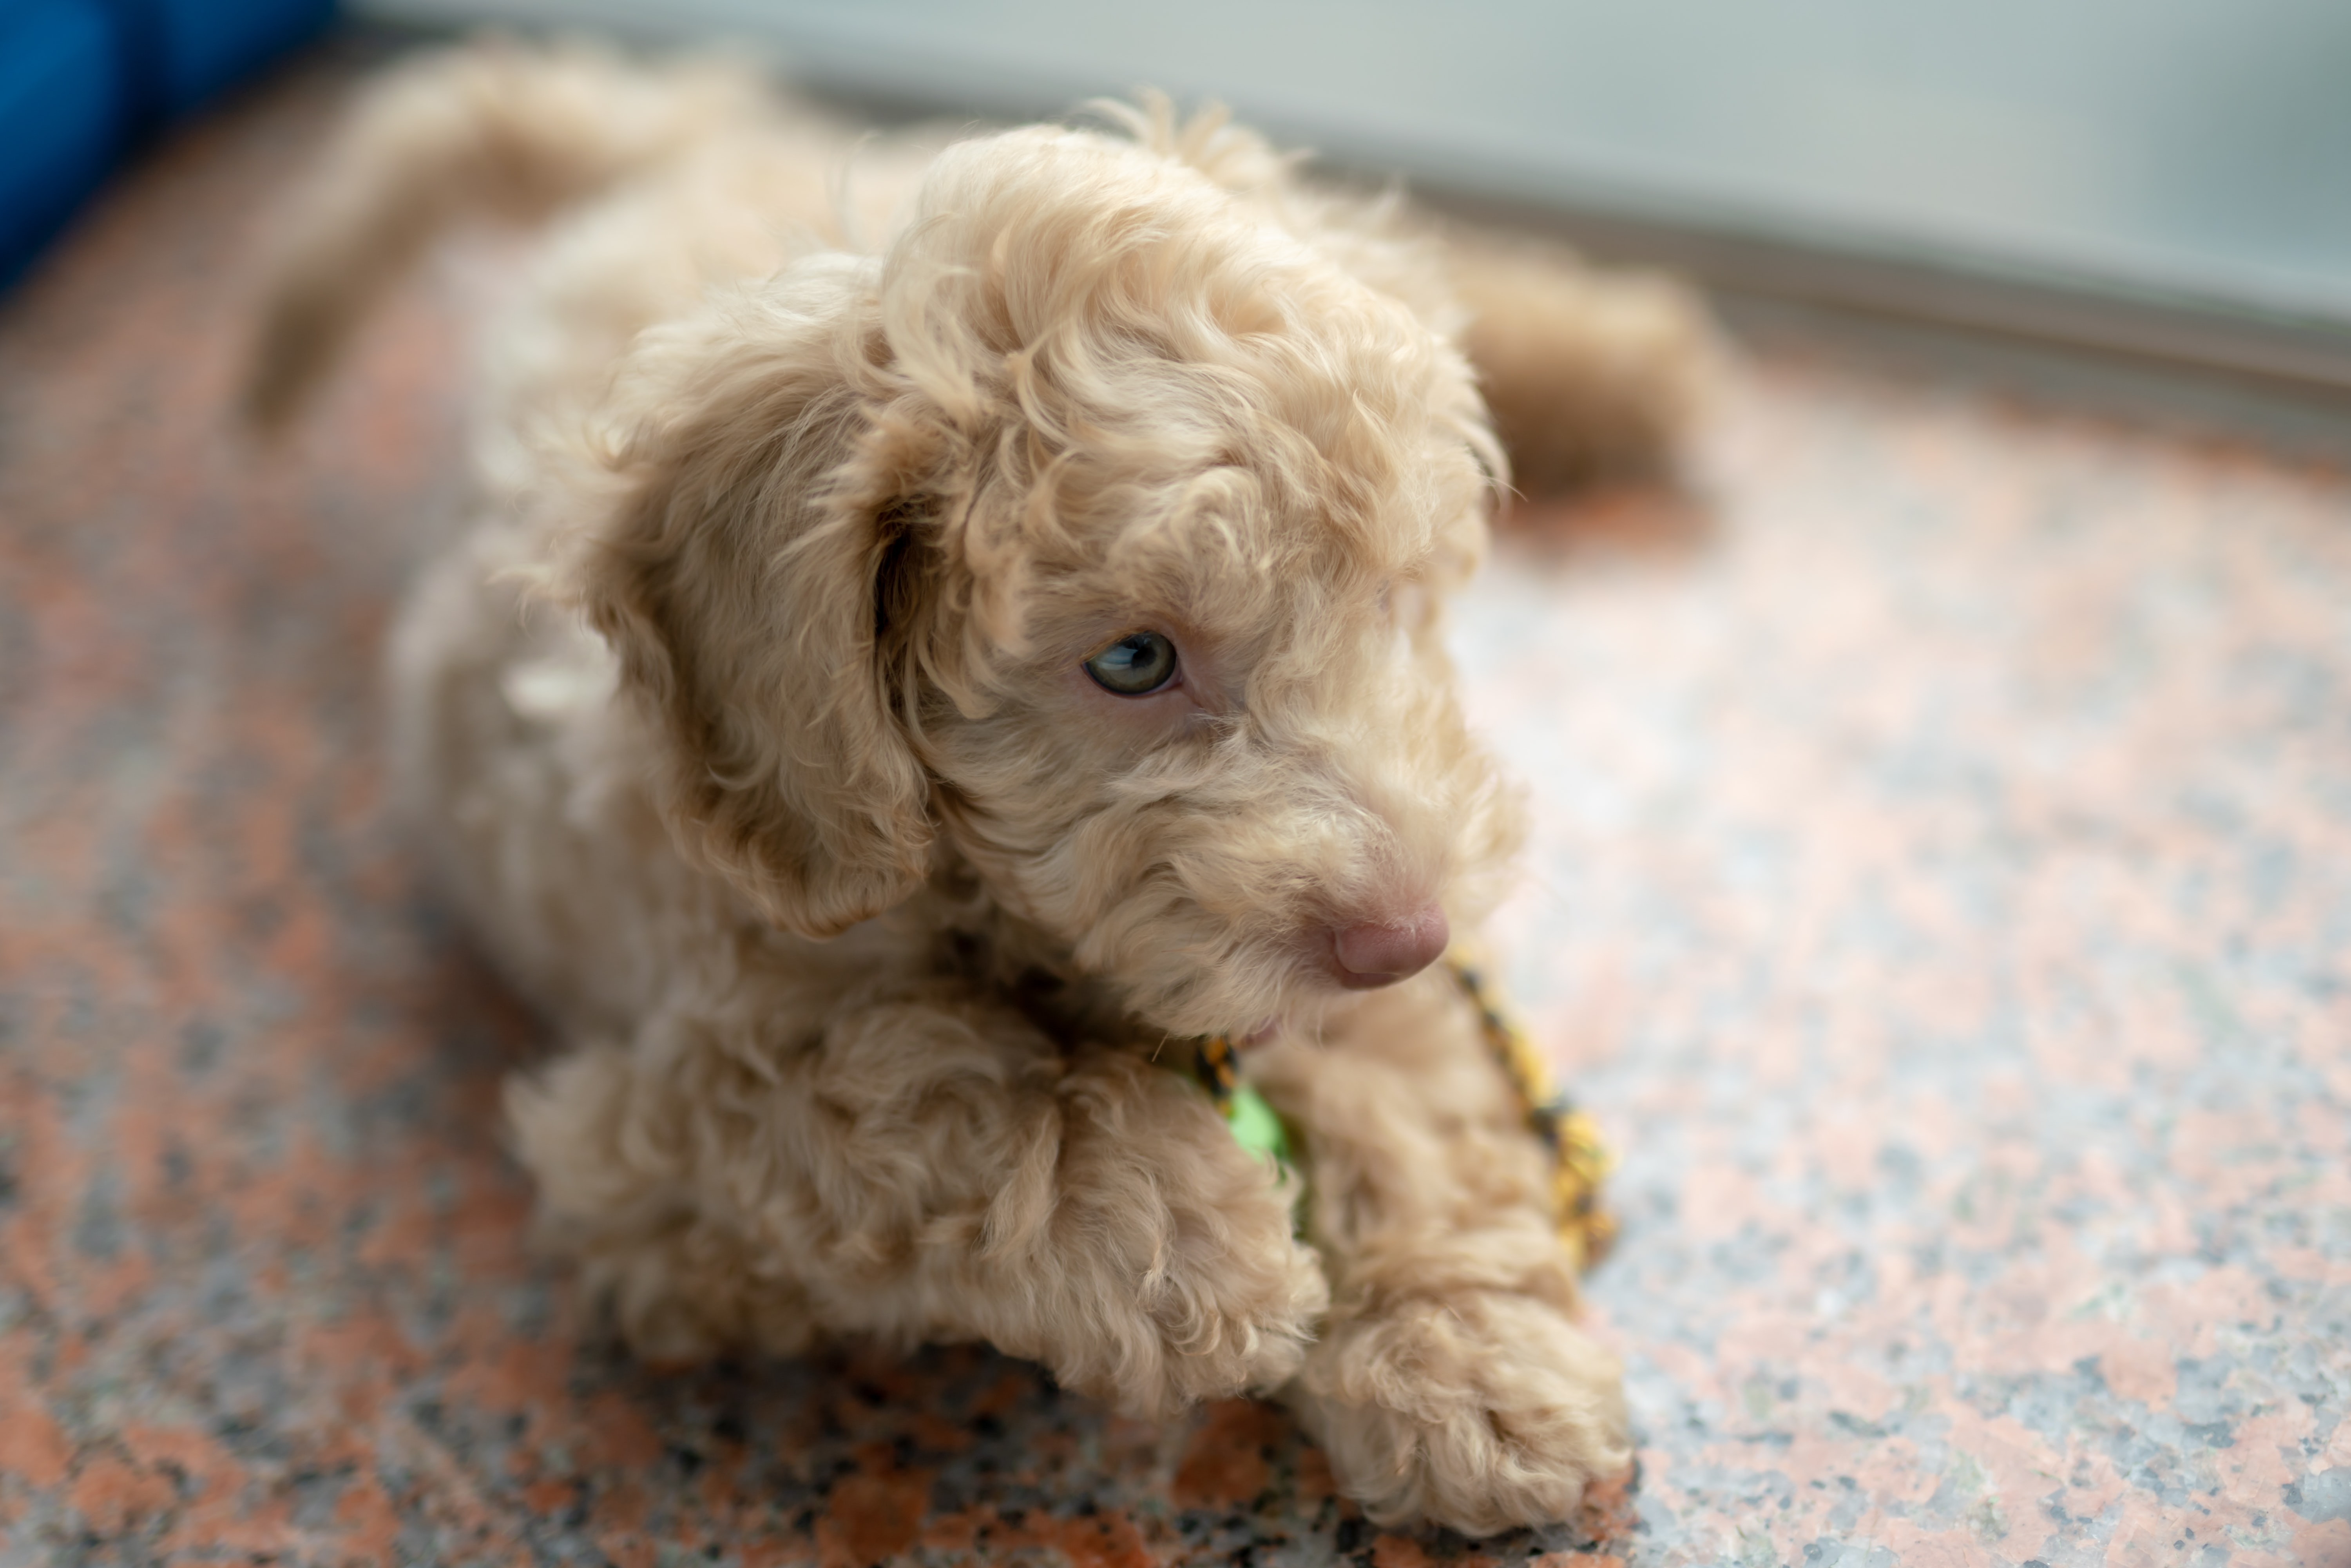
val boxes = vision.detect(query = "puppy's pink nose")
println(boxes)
[1329,905,1450,990]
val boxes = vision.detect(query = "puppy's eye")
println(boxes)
[1083,631,1179,696]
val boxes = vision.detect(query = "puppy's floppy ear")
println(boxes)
[563,258,938,938]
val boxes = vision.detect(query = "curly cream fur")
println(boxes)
[252,41,1714,1534]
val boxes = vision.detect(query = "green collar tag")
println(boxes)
[1220,1080,1291,1168]
[1186,1034,1293,1170]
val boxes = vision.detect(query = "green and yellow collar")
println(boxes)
[1179,955,1617,1273]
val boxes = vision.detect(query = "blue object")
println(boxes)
[0,0,335,289]
[129,0,340,124]
[0,0,123,288]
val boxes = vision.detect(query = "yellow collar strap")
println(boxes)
[1447,956,1619,1274]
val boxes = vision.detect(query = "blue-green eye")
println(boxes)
[1084,631,1179,696]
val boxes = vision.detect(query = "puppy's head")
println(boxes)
[564,118,1521,1037]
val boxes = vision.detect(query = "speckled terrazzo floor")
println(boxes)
[4,41,2350,1568]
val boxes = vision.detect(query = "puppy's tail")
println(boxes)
[1445,234,1721,496]
[243,39,766,431]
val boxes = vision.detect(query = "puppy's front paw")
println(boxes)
[1019,1059,1330,1417]
[1137,1210,1329,1410]
[1291,1290,1631,1537]
[1048,1174,1327,1417]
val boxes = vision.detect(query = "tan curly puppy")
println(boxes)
[249,41,1711,1534]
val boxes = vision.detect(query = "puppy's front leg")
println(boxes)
[1251,971,1632,1535]
[508,987,1328,1416]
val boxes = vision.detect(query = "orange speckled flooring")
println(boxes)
[4,39,2350,1568]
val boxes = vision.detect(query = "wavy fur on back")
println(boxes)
[249,41,1714,1535]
